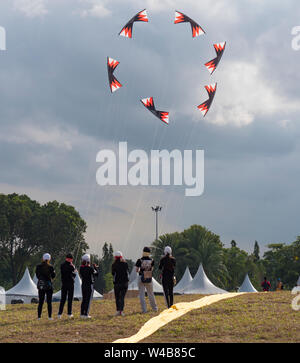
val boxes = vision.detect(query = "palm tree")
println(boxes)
[179,225,228,288]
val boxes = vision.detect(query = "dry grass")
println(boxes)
[0,291,299,343]
[142,291,300,343]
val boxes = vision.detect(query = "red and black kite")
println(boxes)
[205,42,226,74]
[140,97,169,124]
[174,10,205,38]
[119,9,148,38]
[107,57,122,93]
[197,83,217,117]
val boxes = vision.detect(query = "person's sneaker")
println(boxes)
[86,315,92,319]
[115,311,120,316]
[68,314,74,319]
[57,315,62,319]
[80,315,86,319]
[37,317,41,321]
[48,317,53,321]
[120,311,125,317]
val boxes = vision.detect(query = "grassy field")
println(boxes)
[0,291,299,343]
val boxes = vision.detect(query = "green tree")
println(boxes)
[36,201,88,266]
[263,239,300,289]
[253,241,260,262]
[104,273,114,293]
[223,245,253,291]
[101,242,114,275]
[152,225,228,288]
[93,243,114,294]
[231,240,237,248]
[0,194,43,286]
[180,225,228,288]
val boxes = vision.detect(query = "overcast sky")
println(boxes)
[0,0,300,260]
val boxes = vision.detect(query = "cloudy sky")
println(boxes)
[0,0,300,260]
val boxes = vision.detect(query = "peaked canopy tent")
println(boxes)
[127,268,164,294]
[238,274,258,293]
[6,268,38,304]
[182,264,227,295]
[174,267,193,294]
[32,274,38,285]
[53,272,103,301]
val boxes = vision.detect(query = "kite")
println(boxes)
[205,42,226,75]
[140,97,169,124]
[197,83,217,117]
[107,57,122,93]
[174,11,205,38]
[119,9,148,38]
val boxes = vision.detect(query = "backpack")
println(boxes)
[140,259,153,283]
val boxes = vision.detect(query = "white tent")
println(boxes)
[182,264,227,295]
[238,274,258,293]
[6,268,38,304]
[129,267,137,284]
[127,268,164,294]
[292,276,300,293]
[32,274,38,285]
[174,267,193,294]
[53,272,103,301]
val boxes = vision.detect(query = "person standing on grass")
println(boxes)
[276,278,284,291]
[112,251,129,317]
[135,247,158,314]
[79,254,98,319]
[261,277,271,292]
[58,253,76,319]
[159,246,176,308]
[36,253,56,320]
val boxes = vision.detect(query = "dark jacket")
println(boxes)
[61,261,76,286]
[79,265,98,286]
[112,260,129,284]
[159,255,176,278]
[36,262,56,282]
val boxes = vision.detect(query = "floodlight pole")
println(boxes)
[151,206,162,241]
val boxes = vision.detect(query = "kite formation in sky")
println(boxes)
[107,10,226,122]
[140,97,169,124]
[107,57,122,93]
[174,10,205,38]
[119,9,148,38]
[197,83,217,117]
[205,42,227,75]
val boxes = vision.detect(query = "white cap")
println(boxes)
[164,246,172,255]
[82,254,90,262]
[114,251,123,258]
[43,253,51,261]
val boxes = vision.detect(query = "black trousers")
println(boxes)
[38,289,53,318]
[162,276,174,308]
[114,283,128,311]
[58,284,74,315]
[81,284,93,316]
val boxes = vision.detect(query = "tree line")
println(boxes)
[152,225,300,291]
[0,194,299,293]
